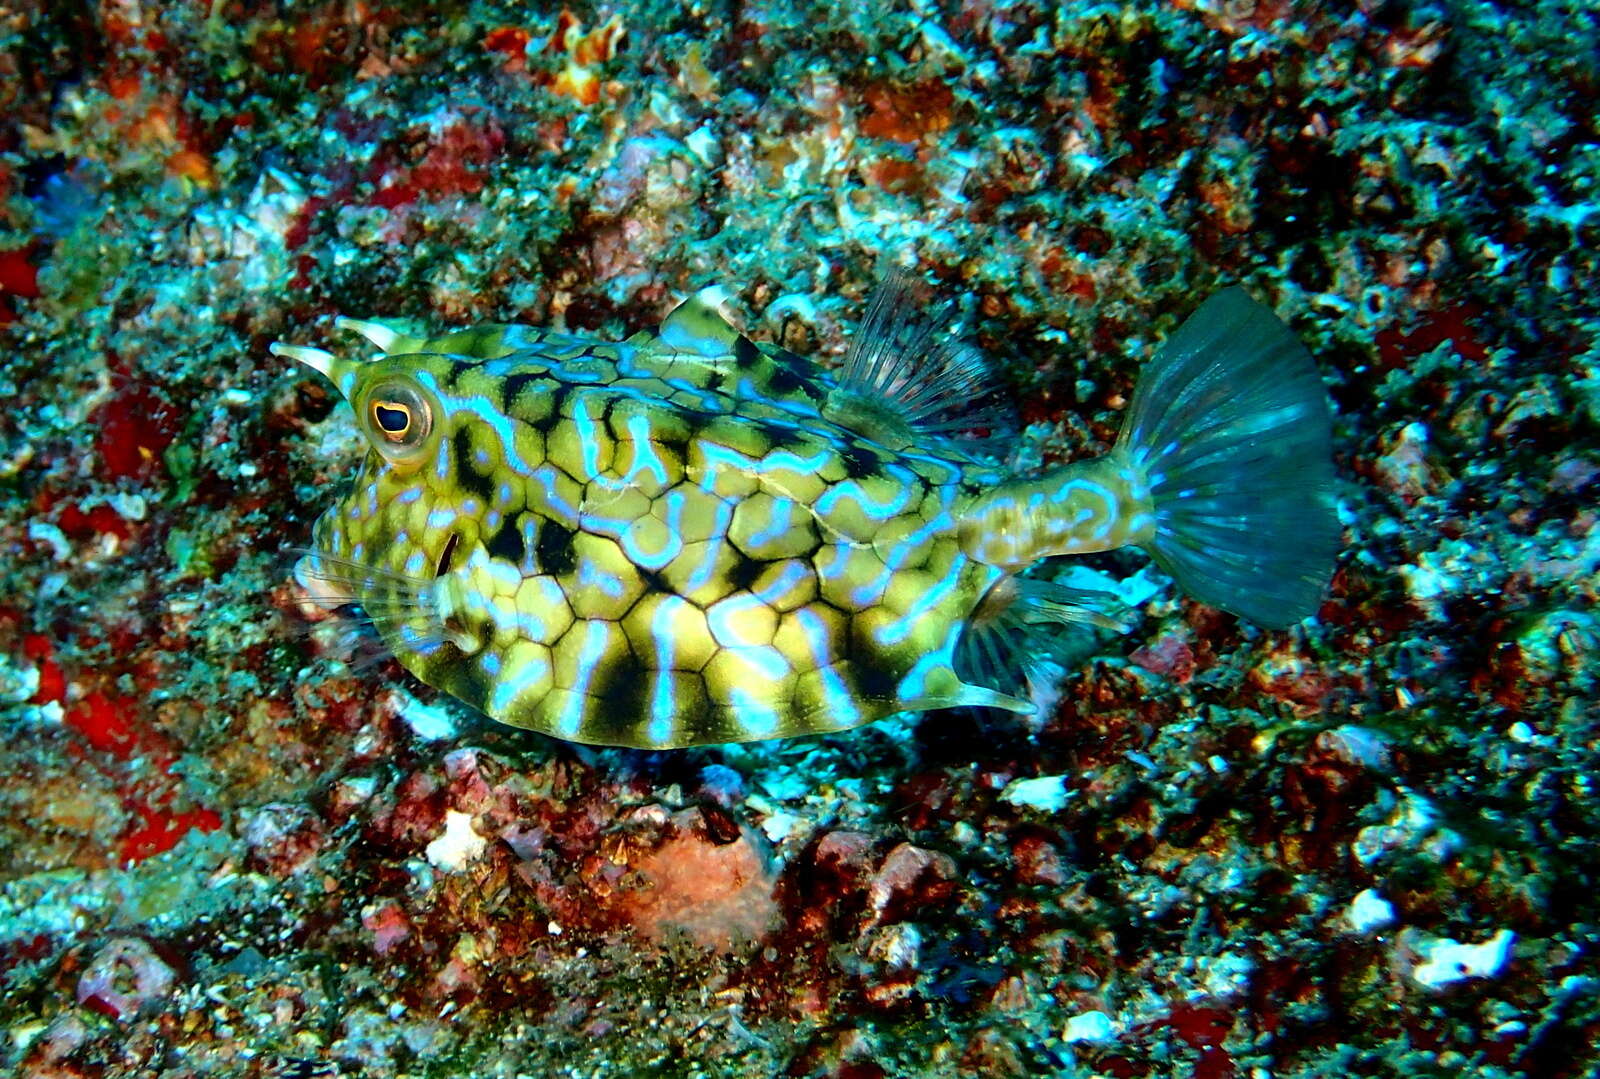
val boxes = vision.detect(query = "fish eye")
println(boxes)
[374,402,411,434]
[361,379,434,463]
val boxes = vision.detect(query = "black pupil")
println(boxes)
[375,404,409,433]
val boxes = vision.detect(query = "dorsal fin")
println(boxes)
[659,285,742,358]
[825,271,1010,449]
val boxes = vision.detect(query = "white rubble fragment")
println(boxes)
[1317,725,1392,771]
[1412,929,1515,990]
[27,521,72,562]
[1346,889,1396,934]
[1202,952,1255,998]
[760,811,802,843]
[392,689,458,742]
[1000,775,1072,812]
[425,810,486,872]
[0,655,40,705]
[1063,1010,1117,1043]
[76,938,176,1021]
[106,492,147,521]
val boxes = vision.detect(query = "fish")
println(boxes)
[270,274,1338,748]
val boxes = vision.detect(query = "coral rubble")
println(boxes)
[2,1,1597,1076]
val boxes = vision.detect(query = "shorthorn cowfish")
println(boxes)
[271,274,1338,748]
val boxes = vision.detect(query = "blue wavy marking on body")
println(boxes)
[708,592,767,647]
[622,515,683,570]
[606,343,648,380]
[745,498,795,549]
[733,378,781,410]
[662,376,723,410]
[519,517,541,573]
[557,621,608,738]
[530,465,579,520]
[875,555,968,646]
[489,645,548,714]
[851,510,952,607]
[730,376,823,422]
[396,487,424,505]
[752,560,810,606]
[483,557,521,594]
[647,597,691,744]
[895,449,961,484]
[434,437,451,481]
[579,501,633,538]
[624,415,670,488]
[1048,477,1118,539]
[579,558,625,599]
[795,608,858,725]
[895,622,963,703]
[760,448,835,476]
[731,684,779,738]
[695,441,760,492]
[514,578,564,640]
[449,394,520,470]
[573,395,607,480]
[815,466,916,523]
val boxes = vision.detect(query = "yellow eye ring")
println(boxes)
[371,400,414,440]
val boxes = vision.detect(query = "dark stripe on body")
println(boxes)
[452,429,497,502]
[486,518,525,564]
[535,519,578,575]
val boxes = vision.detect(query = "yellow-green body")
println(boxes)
[280,283,1338,747]
[289,294,1152,747]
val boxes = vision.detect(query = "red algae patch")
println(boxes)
[618,808,778,952]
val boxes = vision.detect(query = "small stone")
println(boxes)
[1011,833,1067,886]
[863,921,923,971]
[361,900,413,956]
[1316,725,1393,771]
[1408,928,1515,990]
[999,775,1072,812]
[1345,888,1396,934]
[425,809,487,872]
[962,1027,1027,1077]
[242,802,325,876]
[814,830,876,880]
[76,937,176,1021]
[698,763,745,805]
[1062,1009,1117,1043]
[864,842,958,928]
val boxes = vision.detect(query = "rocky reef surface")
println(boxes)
[1,1,1596,1076]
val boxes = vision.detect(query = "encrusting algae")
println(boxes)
[272,274,1338,748]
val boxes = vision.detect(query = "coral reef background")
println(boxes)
[2,1,1597,1076]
